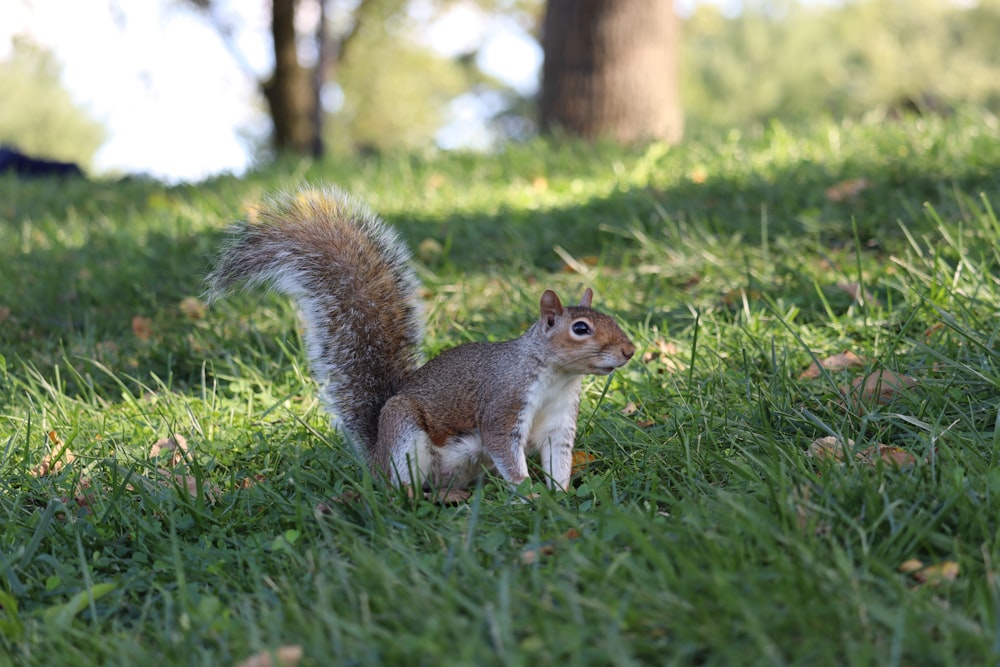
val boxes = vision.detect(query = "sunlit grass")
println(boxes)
[2,114,1000,665]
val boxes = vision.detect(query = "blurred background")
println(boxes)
[2,0,999,183]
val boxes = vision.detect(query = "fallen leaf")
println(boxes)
[178,296,206,320]
[799,350,866,380]
[924,322,945,337]
[852,370,918,405]
[870,444,917,468]
[899,559,959,587]
[571,450,598,476]
[806,436,854,462]
[621,402,639,416]
[519,528,581,565]
[642,339,684,373]
[825,177,870,203]
[131,316,154,342]
[149,434,189,468]
[235,646,304,667]
[807,436,916,469]
[32,431,76,476]
[240,474,267,489]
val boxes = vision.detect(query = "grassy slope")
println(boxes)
[2,113,1000,665]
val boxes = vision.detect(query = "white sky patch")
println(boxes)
[0,0,263,182]
[1,0,562,181]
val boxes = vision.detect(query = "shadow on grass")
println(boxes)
[2,132,997,398]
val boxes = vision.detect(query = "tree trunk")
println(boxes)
[539,0,683,144]
[262,0,317,155]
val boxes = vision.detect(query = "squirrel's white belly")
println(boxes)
[435,432,491,487]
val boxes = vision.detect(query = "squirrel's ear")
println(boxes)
[579,287,594,308]
[540,289,564,327]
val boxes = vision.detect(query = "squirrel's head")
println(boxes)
[538,288,635,375]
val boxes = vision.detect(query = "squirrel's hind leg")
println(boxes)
[375,395,435,491]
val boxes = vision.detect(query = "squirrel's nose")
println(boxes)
[622,344,635,360]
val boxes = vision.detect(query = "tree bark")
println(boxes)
[262,0,317,155]
[540,0,683,144]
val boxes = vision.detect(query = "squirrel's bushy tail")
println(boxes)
[206,188,423,453]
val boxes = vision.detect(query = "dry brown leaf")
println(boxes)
[853,370,918,406]
[825,177,870,203]
[131,316,154,341]
[924,322,945,337]
[870,444,917,468]
[806,436,854,462]
[32,431,76,476]
[899,559,959,586]
[799,350,866,380]
[240,473,267,489]
[621,402,639,416]
[178,296,207,320]
[519,528,581,565]
[642,339,684,373]
[235,646,304,667]
[149,434,189,468]
[571,450,598,476]
[808,436,916,469]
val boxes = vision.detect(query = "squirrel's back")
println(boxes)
[206,188,423,452]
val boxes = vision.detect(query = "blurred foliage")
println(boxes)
[324,0,522,154]
[327,5,469,154]
[681,0,1000,134]
[0,37,105,169]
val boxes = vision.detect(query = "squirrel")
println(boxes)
[206,187,636,497]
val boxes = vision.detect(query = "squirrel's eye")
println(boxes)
[571,321,592,336]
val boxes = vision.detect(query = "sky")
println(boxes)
[1,0,711,183]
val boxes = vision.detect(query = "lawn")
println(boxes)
[2,113,1000,666]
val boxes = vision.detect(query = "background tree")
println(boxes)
[0,38,105,169]
[539,0,682,144]
[191,0,501,157]
[262,0,317,155]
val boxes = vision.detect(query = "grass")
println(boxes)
[2,111,1000,665]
